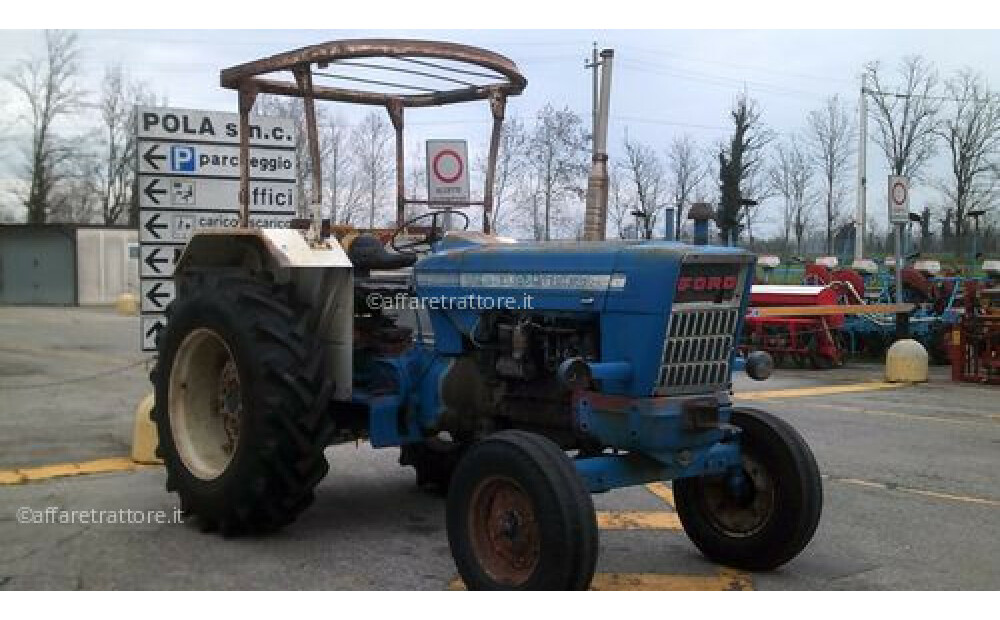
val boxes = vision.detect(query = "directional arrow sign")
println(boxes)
[138,176,296,213]
[140,245,182,278]
[140,210,296,243]
[142,212,168,241]
[137,142,296,180]
[141,315,166,351]
[143,178,167,205]
[143,144,166,171]
[141,280,175,313]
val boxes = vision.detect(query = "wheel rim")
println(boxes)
[698,453,776,537]
[467,476,540,586]
[168,328,242,480]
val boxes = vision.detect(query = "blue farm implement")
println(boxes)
[148,39,823,590]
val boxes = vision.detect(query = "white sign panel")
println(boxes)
[426,139,470,204]
[141,210,296,243]
[141,279,176,313]
[140,176,296,212]
[888,175,910,224]
[140,245,183,278]
[137,105,298,351]
[139,142,296,180]
[137,106,296,147]
[141,315,168,351]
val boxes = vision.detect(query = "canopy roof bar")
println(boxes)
[220,39,527,236]
[329,59,480,89]
[313,70,439,93]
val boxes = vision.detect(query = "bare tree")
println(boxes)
[5,30,86,223]
[865,56,941,179]
[605,166,632,239]
[97,64,158,226]
[351,110,394,229]
[806,95,855,254]
[666,134,708,240]
[483,115,529,235]
[619,133,667,239]
[527,104,588,240]
[935,69,1000,241]
[325,114,364,226]
[768,136,813,254]
[49,147,101,223]
[717,92,772,244]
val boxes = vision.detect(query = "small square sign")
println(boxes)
[888,175,909,224]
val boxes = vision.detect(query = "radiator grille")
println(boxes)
[656,307,740,395]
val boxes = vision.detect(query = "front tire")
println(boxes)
[674,407,822,570]
[150,270,335,535]
[446,431,598,590]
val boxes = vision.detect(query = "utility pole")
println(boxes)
[583,47,614,241]
[855,72,868,262]
[587,43,598,157]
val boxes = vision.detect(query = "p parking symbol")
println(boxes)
[170,146,197,173]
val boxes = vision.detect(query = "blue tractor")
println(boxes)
[151,39,822,590]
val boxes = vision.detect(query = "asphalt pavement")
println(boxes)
[0,306,997,590]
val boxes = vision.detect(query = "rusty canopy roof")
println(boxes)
[219,38,527,108]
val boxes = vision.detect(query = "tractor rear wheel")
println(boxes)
[446,430,598,590]
[150,270,335,535]
[674,407,822,571]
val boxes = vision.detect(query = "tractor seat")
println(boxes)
[346,233,417,271]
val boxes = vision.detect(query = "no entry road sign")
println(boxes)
[888,175,910,224]
[426,140,470,205]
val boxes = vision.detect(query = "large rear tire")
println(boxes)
[446,430,598,590]
[150,270,335,535]
[674,407,822,570]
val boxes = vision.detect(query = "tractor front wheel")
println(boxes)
[674,407,822,570]
[446,430,598,590]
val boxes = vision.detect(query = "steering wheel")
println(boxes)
[390,209,470,255]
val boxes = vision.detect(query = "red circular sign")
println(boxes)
[892,180,907,205]
[432,149,464,184]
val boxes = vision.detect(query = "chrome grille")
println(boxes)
[656,306,741,395]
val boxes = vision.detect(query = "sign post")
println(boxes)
[888,175,909,338]
[136,106,297,351]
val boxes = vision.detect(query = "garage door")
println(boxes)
[0,229,76,305]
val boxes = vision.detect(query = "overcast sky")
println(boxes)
[1,27,998,234]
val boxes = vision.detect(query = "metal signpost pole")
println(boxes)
[888,175,909,339]
[855,73,868,262]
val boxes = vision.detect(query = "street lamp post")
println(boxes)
[630,209,648,240]
[968,209,987,266]
[738,198,759,247]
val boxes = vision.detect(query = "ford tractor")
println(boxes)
[151,39,822,590]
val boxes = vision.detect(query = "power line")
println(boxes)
[863,87,996,104]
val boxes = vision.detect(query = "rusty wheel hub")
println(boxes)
[468,477,540,586]
[701,453,775,537]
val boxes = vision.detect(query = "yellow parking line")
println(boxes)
[829,476,1000,507]
[590,569,752,591]
[447,569,751,591]
[0,457,141,485]
[646,482,675,507]
[738,382,905,400]
[807,401,998,427]
[597,511,681,530]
